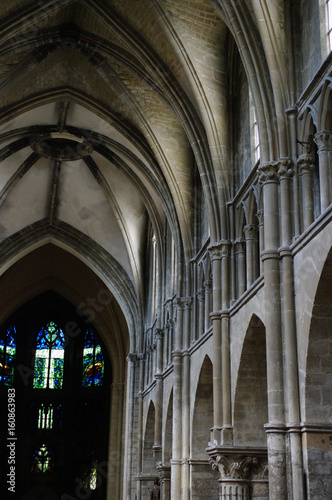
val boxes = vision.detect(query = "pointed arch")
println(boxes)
[0,220,138,353]
[233,314,268,447]
[190,355,217,499]
[142,400,156,474]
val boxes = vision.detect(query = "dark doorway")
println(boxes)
[0,291,111,499]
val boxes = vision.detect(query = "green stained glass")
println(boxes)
[0,326,16,386]
[33,322,65,389]
[82,329,104,387]
[80,462,98,490]
[31,444,53,473]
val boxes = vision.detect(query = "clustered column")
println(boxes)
[278,158,304,499]
[258,162,287,500]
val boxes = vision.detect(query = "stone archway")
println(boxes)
[303,248,332,498]
[190,355,217,500]
[233,315,268,447]
[141,402,156,499]
[159,391,173,500]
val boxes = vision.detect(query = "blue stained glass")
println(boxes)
[36,330,48,349]
[0,326,16,386]
[84,329,97,347]
[82,330,104,387]
[7,327,16,347]
[33,322,65,389]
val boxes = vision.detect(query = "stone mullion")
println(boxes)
[208,243,223,445]
[234,239,246,297]
[297,154,315,230]
[171,299,184,499]
[258,162,287,500]
[278,159,304,499]
[314,131,332,212]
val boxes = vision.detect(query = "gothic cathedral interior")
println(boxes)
[0,1,331,499]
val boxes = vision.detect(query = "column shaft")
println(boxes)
[314,131,332,212]
[298,155,315,230]
[171,301,183,498]
[209,244,223,443]
[235,240,246,297]
[259,162,287,500]
[197,289,205,337]
[182,300,191,500]
[154,330,164,452]
[204,280,212,331]
[278,159,304,499]
[221,243,231,444]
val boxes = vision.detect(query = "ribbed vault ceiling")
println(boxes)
[0,0,230,318]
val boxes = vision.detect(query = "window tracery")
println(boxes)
[33,321,65,389]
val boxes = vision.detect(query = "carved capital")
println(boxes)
[176,296,192,310]
[183,297,192,310]
[209,453,268,482]
[234,239,245,254]
[314,130,332,152]
[197,288,205,302]
[126,353,138,364]
[221,240,230,257]
[157,464,171,482]
[258,161,279,183]
[166,318,174,329]
[297,154,316,173]
[256,209,264,225]
[155,328,164,340]
[209,455,255,480]
[277,158,293,178]
[203,280,212,293]
[208,242,223,260]
[244,224,258,240]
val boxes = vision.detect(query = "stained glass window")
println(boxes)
[80,461,98,490]
[0,326,16,386]
[82,329,104,387]
[31,444,53,473]
[37,403,63,430]
[33,321,65,389]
